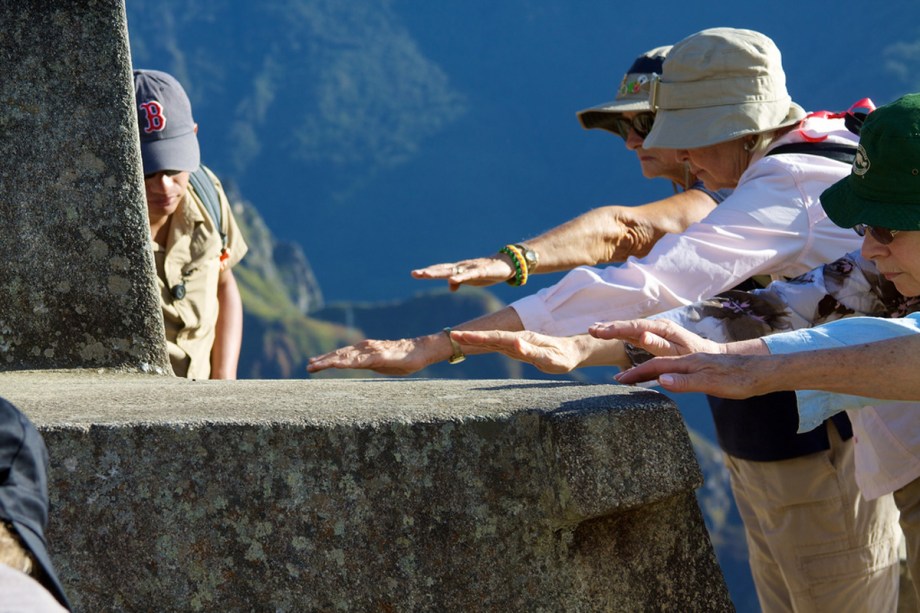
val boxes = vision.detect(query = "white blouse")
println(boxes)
[511,114,863,336]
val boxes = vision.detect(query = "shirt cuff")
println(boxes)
[763,328,841,355]
[510,292,558,335]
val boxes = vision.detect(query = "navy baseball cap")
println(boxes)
[576,46,671,131]
[134,69,200,176]
[0,398,70,609]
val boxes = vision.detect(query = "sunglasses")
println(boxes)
[854,224,900,245]
[610,112,655,140]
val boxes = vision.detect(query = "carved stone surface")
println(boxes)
[3,373,732,611]
[0,1,169,373]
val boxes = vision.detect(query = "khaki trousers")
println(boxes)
[726,423,901,612]
[895,477,920,606]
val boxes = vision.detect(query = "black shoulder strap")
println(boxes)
[188,165,227,248]
[765,142,857,165]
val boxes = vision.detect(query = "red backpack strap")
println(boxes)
[793,98,878,141]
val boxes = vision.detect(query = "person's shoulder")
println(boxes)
[688,181,732,204]
[190,165,228,200]
[747,124,856,185]
[736,152,797,188]
[186,165,232,220]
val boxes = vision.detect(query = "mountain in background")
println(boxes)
[127,1,920,304]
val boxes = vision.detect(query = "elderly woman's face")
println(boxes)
[680,138,752,190]
[618,111,687,183]
[861,230,920,297]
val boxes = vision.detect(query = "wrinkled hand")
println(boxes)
[412,255,514,292]
[613,353,771,398]
[589,319,722,357]
[307,335,443,376]
[449,329,586,374]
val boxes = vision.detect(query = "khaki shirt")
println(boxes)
[153,169,247,379]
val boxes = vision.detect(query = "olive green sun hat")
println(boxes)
[820,93,920,231]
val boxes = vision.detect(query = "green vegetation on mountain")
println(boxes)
[230,197,359,378]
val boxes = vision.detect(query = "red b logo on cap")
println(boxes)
[139,101,167,134]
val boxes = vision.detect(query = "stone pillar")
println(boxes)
[3,373,733,611]
[0,0,169,373]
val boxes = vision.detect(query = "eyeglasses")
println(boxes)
[610,112,656,140]
[854,224,900,245]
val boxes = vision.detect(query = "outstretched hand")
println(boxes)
[449,329,589,374]
[307,335,444,376]
[591,318,778,397]
[613,353,775,398]
[589,318,722,357]
[411,255,514,291]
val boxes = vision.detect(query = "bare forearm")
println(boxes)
[400,307,528,366]
[571,334,629,369]
[211,269,243,379]
[526,190,716,271]
[622,337,920,400]
[447,330,629,374]
[524,207,627,272]
[412,190,716,290]
[439,306,526,358]
[766,338,920,400]
[607,317,919,400]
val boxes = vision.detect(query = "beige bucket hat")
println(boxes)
[576,45,671,131]
[643,27,806,149]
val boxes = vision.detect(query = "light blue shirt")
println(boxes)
[763,313,920,433]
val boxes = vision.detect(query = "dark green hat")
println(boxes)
[821,93,920,230]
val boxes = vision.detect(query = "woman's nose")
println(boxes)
[625,128,644,150]
[860,232,887,260]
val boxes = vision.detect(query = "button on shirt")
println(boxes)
[153,172,247,379]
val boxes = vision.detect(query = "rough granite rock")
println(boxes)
[0,0,169,373]
[2,372,733,611]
